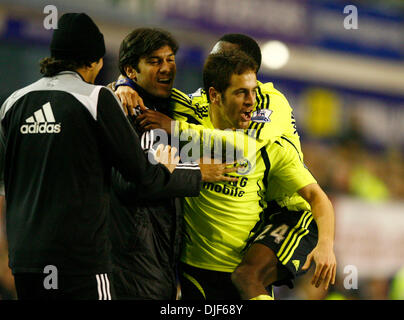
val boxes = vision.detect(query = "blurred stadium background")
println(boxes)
[0,0,403,300]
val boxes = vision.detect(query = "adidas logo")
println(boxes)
[292,260,300,271]
[20,102,61,134]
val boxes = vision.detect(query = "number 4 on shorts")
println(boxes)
[255,224,289,244]
[270,224,289,244]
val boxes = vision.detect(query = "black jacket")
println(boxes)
[0,72,171,275]
[109,82,201,299]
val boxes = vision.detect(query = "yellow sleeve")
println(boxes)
[170,88,196,117]
[174,121,259,162]
[170,88,209,121]
[250,82,304,161]
[251,82,296,141]
[267,139,316,197]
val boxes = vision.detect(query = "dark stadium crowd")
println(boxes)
[303,141,404,202]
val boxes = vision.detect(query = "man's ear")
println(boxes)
[209,87,220,104]
[89,58,103,70]
[124,65,137,80]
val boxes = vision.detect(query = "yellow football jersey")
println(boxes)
[169,83,316,271]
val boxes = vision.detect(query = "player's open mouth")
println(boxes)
[241,110,252,121]
[157,78,172,85]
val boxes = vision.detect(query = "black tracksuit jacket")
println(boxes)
[0,72,171,276]
[109,82,201,300]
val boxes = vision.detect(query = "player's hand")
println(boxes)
[154,144,180,173]
[301,241,336,290]
[198,159,239,183]
[136,110,174,134]
[115,85,147,116]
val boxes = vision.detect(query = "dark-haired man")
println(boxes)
[109,28,237,300]
[0,13,177,300]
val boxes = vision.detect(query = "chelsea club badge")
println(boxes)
[237,158,252,175]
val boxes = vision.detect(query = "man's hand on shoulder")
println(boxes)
[199,159,239,183]
[136,110,174,134]
[115,85,147,116]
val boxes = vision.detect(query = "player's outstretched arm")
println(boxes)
[198,160,239,183]
[154,143,180,173]
[299,183,336,290]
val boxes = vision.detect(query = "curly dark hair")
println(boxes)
[39,57,93,77]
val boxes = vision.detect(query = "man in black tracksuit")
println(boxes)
[109,28,236,300]
[0,14,176,300]
[109,82,200,300]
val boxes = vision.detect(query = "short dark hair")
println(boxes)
[39,57,93,77]
[118,28,179,77]
[203,49,258,102]
[219,34,262,71]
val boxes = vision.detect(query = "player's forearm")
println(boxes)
[311,196,335,247]
[299,184,335,246]
[175,120,256,159]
